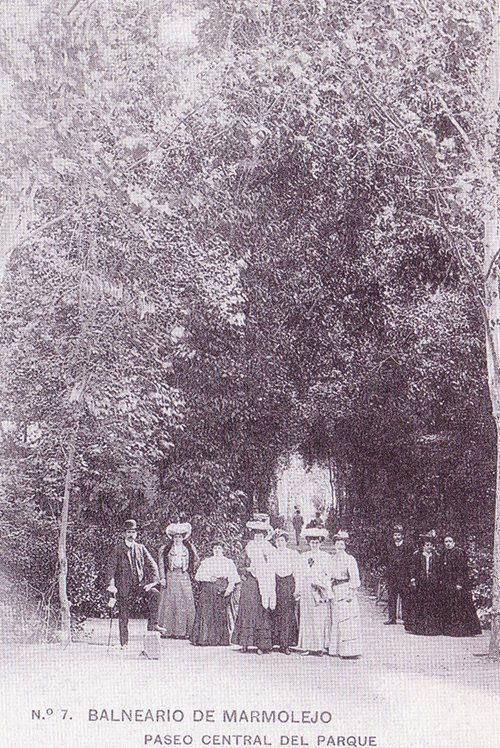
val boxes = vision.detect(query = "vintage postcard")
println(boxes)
[1,2,499,747]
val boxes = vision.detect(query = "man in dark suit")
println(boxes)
[106,519,161,648]
[292,508,304,546]
[384,524,411,625]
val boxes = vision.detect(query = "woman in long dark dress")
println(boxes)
[405,532,441,636]
[271,529,299,655]
[158,522,199,638]
[191,541,240,646]
[232,514,276,655]
[440,535,481,637]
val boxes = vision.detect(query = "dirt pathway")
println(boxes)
[2,591,499,748]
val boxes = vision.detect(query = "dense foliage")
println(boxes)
[0,0,496,633]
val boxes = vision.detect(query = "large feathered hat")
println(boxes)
[246,512,272,533]
[165,521,192,540]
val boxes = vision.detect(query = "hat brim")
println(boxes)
[246,521,272,532]
[303,529,329,540]
[166,522,192,540]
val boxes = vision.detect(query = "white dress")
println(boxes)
[328,550,362,657]
[296,550,333,652]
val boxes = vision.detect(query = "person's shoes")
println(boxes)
[239,646,249,653]
[283,647,291,655]
[384,620,396,625]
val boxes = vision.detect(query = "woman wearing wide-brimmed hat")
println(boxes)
[191,540,240,647]
[232,514,276,654]
[157,522,199,638]
[328,531,362,658]
[296,527,332,656]
[271,529,299,654]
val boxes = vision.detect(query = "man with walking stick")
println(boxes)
[106,519,161,652]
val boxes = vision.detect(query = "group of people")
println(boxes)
[106,513,362,658]
[384,525,482,637]
[104,516,482,658]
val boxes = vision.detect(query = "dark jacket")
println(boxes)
[106,540,160,595]
[385,541,411,584]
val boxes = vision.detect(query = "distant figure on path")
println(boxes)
[106,519,161,649]
[384,524,411,625]
[306,510,325,530]
[292,508,304,546]
[440,534,481,637]
[405,531,441,636]
[328,530,362,659]
[158,522,199,639]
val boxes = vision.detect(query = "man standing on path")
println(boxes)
[384,523,411,625]
[106,519,161,649]
[292,507,304,546]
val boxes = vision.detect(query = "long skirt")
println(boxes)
[158,569,195,637]
[272,574,298,648]
[441,587,481,637]
[297,587,329,652]
[405,581,441,636]
[328,591,362,657]
[191,579,231,646]
[231,575,273,651]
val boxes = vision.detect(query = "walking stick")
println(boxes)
[107,595,116,651]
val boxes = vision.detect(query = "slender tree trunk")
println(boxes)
[58,432,76,645]
[484,0,500,661]
[327,454,337,517]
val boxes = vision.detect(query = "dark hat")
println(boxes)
[123,519,138,531]
[210,538,227,549]
[393,524,404,533]
[271,528,289,544]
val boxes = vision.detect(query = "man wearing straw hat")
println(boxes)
[106,519,161,649]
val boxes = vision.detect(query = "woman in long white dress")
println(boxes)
[296,528,332,656]
[328,531,362,658]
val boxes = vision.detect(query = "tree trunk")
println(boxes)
[484,0,500,661]
[58,433,75,645]
[327,454,337,518]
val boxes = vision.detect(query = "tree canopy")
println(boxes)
[0,0,497,638]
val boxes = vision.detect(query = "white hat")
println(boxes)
[303,528,329,540]
[332,530,350,542]
[165,522,192,540]
[246,513,272,533]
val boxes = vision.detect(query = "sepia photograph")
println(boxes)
[1,1,500,746]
